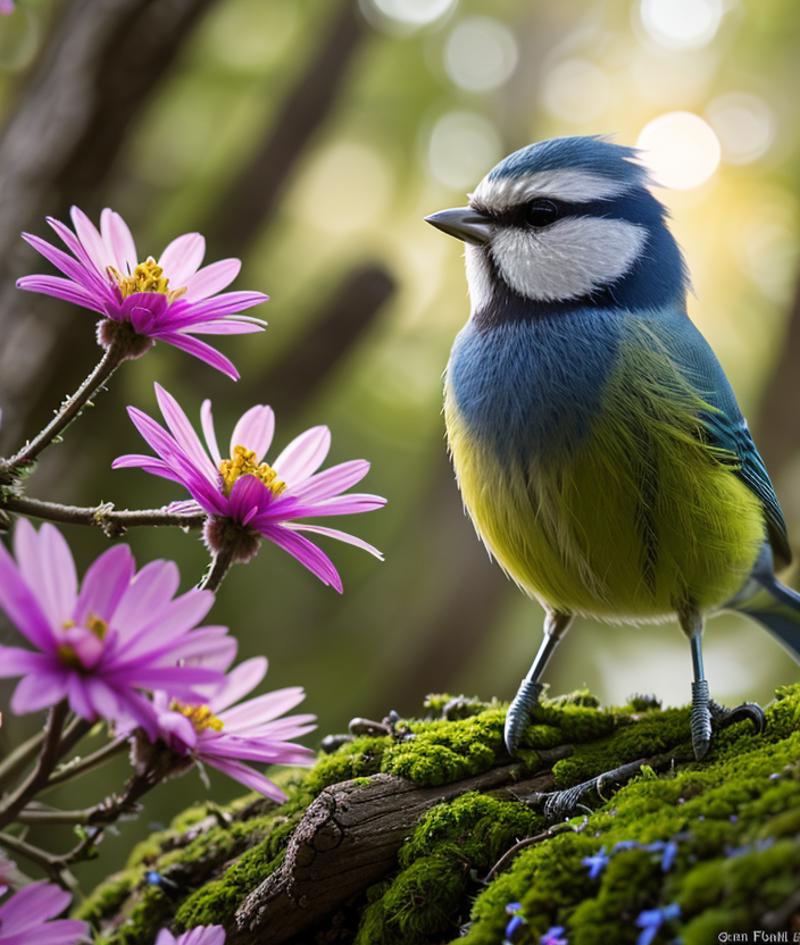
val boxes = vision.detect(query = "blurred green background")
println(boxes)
[1,0,799,887]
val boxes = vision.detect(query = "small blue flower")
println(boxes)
[612,840,640,853]
[636,903,681,945]
[541,926,568,945]
[582,846,610,880]
[504,902,527,944]
[660,841,679,872]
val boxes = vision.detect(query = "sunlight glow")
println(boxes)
[365,0,457,30]
[541,58,610,123]
[639,0,725,50]
[707,92,776,165]
[444,16,518,93]
[637,111,721,190]
[427,111,502,190]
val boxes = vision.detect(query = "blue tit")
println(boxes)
[426,135,800,765]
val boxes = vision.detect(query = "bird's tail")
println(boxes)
[735,573,800,665]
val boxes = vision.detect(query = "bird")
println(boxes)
[425,135,800,770]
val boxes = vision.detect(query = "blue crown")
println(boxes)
[488,136,648,188]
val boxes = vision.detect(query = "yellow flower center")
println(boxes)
[109,257,187,302]
[171,702,224,733]
[219,444,287,498]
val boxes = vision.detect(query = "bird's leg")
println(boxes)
[681,609,766,761]
[504,610,572,755]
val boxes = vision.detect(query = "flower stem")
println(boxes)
[0,703,68,830]
[199,546,235,593]
[0,729,46,793]
[45,736,128,789]
[1,342,124,479]
[0,493,205,537]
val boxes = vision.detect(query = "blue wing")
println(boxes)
[645,309,791,569]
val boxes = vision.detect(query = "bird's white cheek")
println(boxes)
[464,244,494,314]
[491,217,648,302]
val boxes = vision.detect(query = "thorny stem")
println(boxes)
[45,736,129,789]
[0,703,68,830]
[0,342,124,479]
[0,493,205,537]
[199,545,235,593]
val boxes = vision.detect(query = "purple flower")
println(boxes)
[0,520,233,737]
[0,880,88,945]
[541,927,568,945]
[635,903,681,945]
[582,847,610,880]
[152,656,316,801]
[0,1,14,15]
[155,926,225,945]
[659,841,678,873]
[17,208,267,379]
[113,384,386,591]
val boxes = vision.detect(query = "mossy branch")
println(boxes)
[80,686,800,945]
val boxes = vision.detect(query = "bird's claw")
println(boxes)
[709,699,766,735]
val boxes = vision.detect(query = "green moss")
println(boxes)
[82,685,800,945]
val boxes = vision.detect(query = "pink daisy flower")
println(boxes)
[0,1,14,16]
[16,207,267,379]
[0,881,88,945]
[155,926,225,945]
[112,384,386,592]
[0,520,234,738]
[153,656,315,801]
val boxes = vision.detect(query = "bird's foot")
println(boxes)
[690,682,766,761]
[504,677,544,755]
[531,757,652,820]
[709,699,766,735]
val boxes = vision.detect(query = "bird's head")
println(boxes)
[426,135,689,321]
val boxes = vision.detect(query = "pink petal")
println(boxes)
[159,232,205,285]
[183,258,241,302]
[180,926,226,945]
[272,426,331,483]
[155,383,218,482]
[0,646,51,677]
[73,544,135,625]
[46,215,109,285]
[200,399,222,466]
[155,332,239,380]
[13,520,77,628]
[286,523,384,560]
[292,493,387,517]
[113,559,180,636]
[16,275,106,313]
[209,656,267,713]
[259,524,343,592]
[20,233,106,295]
[177,290,268,322]
[230,405,275,462]
[0,536,55,649]
[203,756,287,802]
[114,589,214,661]
[11,670,68,714]
[70,206,109,275]
[112,453,188,485]
[228,475,271,526]
[182,318,265,335]
[290,460,370,503]
[100,208,137,274]
[0,881,72,930]
[66,674,96,719]
[217,686,307,730]
[169,626,237,672]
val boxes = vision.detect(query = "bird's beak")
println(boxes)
[425,207,493,245]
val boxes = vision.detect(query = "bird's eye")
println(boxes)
[525,199,560,228]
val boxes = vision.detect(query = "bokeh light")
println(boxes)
[426,110,502,191]
[443,16,518,93]
[639,0,725,50]
[292,141,392,234]
[707,92,776,165]
[362,0,457,32]
[636,111,721,189]
[541,58,611,124]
